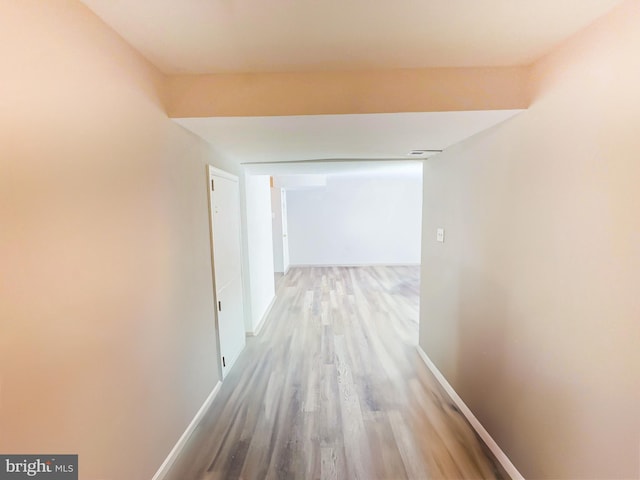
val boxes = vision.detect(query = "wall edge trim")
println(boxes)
[152,381,223,480]
[416,345,525,480]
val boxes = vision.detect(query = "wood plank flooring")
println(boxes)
[165,266,507,480]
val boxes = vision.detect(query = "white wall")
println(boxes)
[287,171,422,265]
[419,2,640,478]
[274,174,327,189]
[244,175,276,332]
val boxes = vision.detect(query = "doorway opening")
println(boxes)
[264,161,424,341]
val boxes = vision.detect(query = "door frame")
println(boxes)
[280,188,290,275]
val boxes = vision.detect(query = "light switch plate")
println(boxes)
[437,228,445,243]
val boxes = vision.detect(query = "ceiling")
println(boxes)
[82,1,617,171]
[81,0,620,74]
[174,110,522,165]
[247,160,423,178]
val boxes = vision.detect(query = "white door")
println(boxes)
[209,167,245,378]
[281,189,290,273]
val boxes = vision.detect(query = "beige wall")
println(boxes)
[0,1,223,478]
[167,67,529,118]
[419,1,640,478]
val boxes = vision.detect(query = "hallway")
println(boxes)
[165,266,506,479]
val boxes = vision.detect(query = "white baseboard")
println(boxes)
[416,346,524,480]
[152,381,222,480]
[247,295,276,337]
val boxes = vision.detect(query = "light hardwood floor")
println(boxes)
[165,266,507,480]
